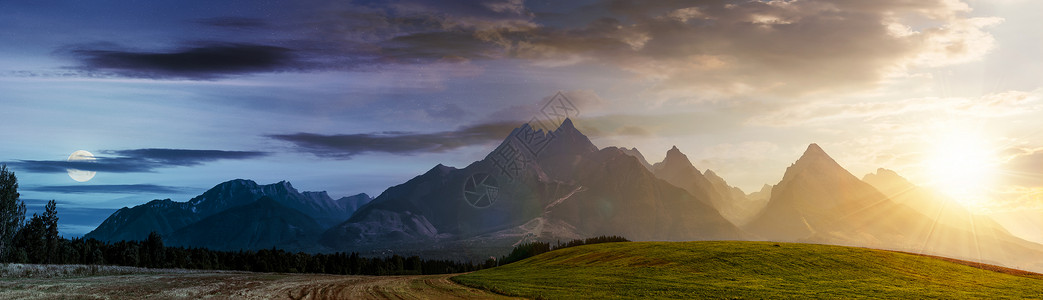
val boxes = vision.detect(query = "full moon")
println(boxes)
[67,150,96,182]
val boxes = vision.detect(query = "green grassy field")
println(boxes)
[452,241,1043,299]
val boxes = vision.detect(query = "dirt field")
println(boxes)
[0,269,520,299]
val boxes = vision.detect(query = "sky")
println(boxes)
[1,0,1042,242]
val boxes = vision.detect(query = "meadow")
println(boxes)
[453,241,1043,299]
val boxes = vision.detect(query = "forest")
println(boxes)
[0,165,627,276]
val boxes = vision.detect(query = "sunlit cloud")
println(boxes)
[989,186,1043,211]
[509,0,1002,97]
[998,147,1043,189]
[747,89,1042,127]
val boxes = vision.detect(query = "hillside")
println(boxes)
[453,241,1043,299]
[165,196,324,251]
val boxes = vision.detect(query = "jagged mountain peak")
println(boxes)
[656,145,698,172]
[800,143,829,159]
[789,143,844,170]
[218,178,258,188]
[778,143,860,188]
[861,168,919,200]
[863,168,903,180]
[616,146,653,171]
[549,118,595,149]
[428,163,457,176]
[342,192,370,199]
[556,117,576,132]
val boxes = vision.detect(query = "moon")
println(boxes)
[67,150,96,182]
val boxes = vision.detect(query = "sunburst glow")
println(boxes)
[923,130,998,208]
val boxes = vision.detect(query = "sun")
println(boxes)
[922,131,998,208]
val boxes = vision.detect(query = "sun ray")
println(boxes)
[922,128,999,209]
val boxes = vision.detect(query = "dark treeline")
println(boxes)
[0,164,627,275]
[7,231,488,275]
[499,235,630,265]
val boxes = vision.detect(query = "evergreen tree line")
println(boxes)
[0,165,629,275]
[499,235,631,265]
[6,231,491,275]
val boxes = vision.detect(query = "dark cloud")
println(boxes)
[104,149,268,166]
[49,0,995,95]
[10,159,155,173]
[24,184,190,195]
[268,122,520,159]
[345,1,997,96]
[68,43,296,79]
[7,148,268,173]
[355,0,995,96]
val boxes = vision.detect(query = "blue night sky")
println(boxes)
[3,0,1043,242]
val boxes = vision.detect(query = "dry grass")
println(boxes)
[0,263,213,279]
[0,264,515,300]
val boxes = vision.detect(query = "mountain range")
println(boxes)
[321,119,744,257]
[85,119,1043,272]
[85,180,371,251]
[744,144,1043,271]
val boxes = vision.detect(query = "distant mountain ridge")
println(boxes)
[85,179,371,250]
[648,146,767,225]
[745,144,1043,272]
[166,196,324,251]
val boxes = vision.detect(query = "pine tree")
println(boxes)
[43,200,59,263]
[143,231,164,268]
[16,214,45,263]
[0,165,26,262]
